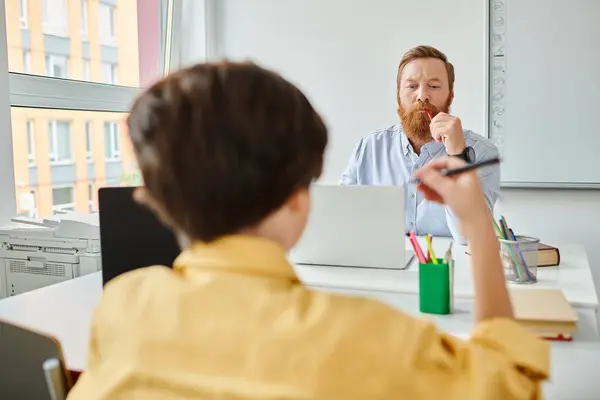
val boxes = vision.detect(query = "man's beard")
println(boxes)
[398,96,452,143]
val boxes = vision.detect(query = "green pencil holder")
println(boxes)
[419,258,452,315]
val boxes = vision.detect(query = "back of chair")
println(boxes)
[0,319,72,399]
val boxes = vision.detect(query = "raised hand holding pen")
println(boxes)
[414,156,514,323]
[413,157,488,227]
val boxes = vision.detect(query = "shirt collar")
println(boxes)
[173,234,299,282]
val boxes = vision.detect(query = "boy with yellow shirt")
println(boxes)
[68,61,549,399]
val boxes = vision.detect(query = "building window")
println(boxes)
[48,120,72,164]
[23,51,31,74]
[26,120,35,166]
[20,190,37,218]
[42,0,67,37]
[85,121,92,160]
[45,54,68,78]
[99,3,116,45]
[104,122,120,160]
[20,0,28,29]
[52,186,75,213]
[101,63,118,84]
[81,0,88,38]
[82,59,90,81]
[88,183,96,212]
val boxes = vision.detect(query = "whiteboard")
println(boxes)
[488,0,600,188]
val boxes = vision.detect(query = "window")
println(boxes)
[99,3,116,45]
[45,54,68,78]
[20,0,28,29]
[88,183,96,212]
[82,59,90,81]
[43,0,67,36]
[101,63,118,84]
[81,0,88,38]
[20,190,37,218]
[22,51,30,74]
[104,122,120,160]
[6,0,165,85]
[52,186,75,212]
[48,121,72,164]
[85,121,92,160]
[26,120,35,166]
[3,0,175,220]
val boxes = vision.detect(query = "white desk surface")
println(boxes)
[295,238,600,309]
[0,241,599,399]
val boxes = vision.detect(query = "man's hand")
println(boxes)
[430,112,466,155]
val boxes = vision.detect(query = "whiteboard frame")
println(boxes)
[486,0,600,189]
[483,0,491,140]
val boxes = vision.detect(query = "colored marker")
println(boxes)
[407,232,427,264]
[425,234,438,264]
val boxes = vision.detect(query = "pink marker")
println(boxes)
[408,231,427,264]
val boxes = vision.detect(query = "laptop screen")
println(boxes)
[98,187,181,286]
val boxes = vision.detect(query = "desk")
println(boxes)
[296,239,600,339]
[0,241,598,399]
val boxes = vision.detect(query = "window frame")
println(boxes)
[101,62,118,85]
[22,50,31,73]
[104,121,121,161]
[82,59,90,81]
[51,185,75,213]
[88,182,96,212]
[26,119,34,166]
[20,0,28,29]
[81,0,88,39]
[0,0,205,223]
[98,2,116,46]
[42,0,68,37]
[85,120,93,161]
[48,120,72,165]
[45,54,68,78]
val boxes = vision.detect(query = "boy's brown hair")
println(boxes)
[127,61,328,242]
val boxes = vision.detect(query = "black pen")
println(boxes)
[409,157,501,184]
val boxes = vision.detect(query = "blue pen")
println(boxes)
[500,216,525,280]
[509,228,533,280]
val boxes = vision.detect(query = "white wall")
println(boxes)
[211,0,487,183]
[183,0,600,292]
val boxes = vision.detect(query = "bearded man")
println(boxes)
[340,45,500,239]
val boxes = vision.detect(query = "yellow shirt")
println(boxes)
[68,235,550,399]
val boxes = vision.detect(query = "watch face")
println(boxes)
[466,146,475,163]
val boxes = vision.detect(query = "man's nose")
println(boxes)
[417,86,430,103]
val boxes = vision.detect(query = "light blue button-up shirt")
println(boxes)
[340,124,500,241]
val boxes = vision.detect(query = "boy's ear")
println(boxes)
[133,187,150,207]
[286,188,308,212]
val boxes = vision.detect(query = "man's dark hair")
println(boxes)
[126,61,328,242]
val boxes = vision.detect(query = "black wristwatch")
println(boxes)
[451,146,475,163]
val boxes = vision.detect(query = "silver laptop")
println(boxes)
[289,184,414,270]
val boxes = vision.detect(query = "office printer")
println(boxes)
[0,212,101,298]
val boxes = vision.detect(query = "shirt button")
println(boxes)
[411,193,415,199]
[409,222,414,226]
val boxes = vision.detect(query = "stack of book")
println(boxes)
[509,288,578,341]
